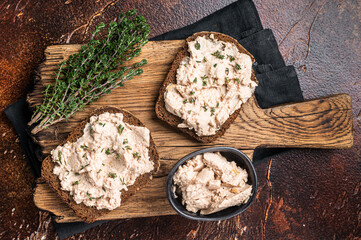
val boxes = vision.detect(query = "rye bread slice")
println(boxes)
[41,107,160,223]
[155,31,258,143]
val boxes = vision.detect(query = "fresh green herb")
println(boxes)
[29,10,150,134]
[80,164,89,170]
[125,145,132,150]
[183,99,187,104]
[101,148,104,152]
[109,172,117,178]
[102,187,106,192]
[105,148,111,155]
[201,75,208,80]
[115,153,121,159]
[193,77,197,83]
[213,63,217,68]
[87,191,92,196]
[102,163,105,166]
[72,181,80,186]
[90,126,94,133]
[216,102,220,108]
[89,197,95,201]
[229,55,235,61]
[211,51,225,59]
[97,195,103,199]
[203,57,207,62]
[98,122,106,127]
[55,151,62,164]
[188,110,192,114]
[202,80,207,86]
[133,152,141,159]
[225,68,229,75]
[123,139,128,144]
[118,124,124,134]
[211,107,215,116]
[75,172,80,176]
[235,78,240,83]
[97,169,102,174]
[225,77,230,83]
[183,64,187,67]
[190,91,195,95]
[120,177,126,185]
[66,170,70,175]
[82,154,86,158]
[194,41,200,50]
[189,97,195,104]
[235,63,241,70]
[80,144,89,150]
[203,106,208,111]
[196,60,201,63]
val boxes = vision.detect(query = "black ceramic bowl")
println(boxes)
[166,147,257,221]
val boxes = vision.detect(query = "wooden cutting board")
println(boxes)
[30,40,353,223]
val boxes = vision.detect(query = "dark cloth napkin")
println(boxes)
[4,0,303,238]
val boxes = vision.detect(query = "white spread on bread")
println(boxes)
[51,112,154,210]
[164,34,257,136]
[172,152,252,214]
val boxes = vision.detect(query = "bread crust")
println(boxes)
[155,31,258,143]
[41,107,160,223]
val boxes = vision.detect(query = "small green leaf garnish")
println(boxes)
[123,139,128,144]
[193,77,197,83]
[98,122,106,127]
[203,57,207,62]
[133,152,141,160]
[102,187,106,192]
[211,107,215,116]
[125,145,132,150]
[80,164,89,170]
[183,99,187,104]
[213,63,217,67]
[225,77,230,83]
[75,172,80,176]
[188,110,192,114]
[109,172,117,178]
[196,60,201,63]
[216,102,220,108]
[115,153,121,159]
[120,177,126,185]
[203,106,208,111]
[189,97,195,104]
[225,68,229,74]
[202,80,207,86]
[195,41,200,50]
[229,55,235,61]
[118,124,124,134]
[87,191,92,196]
[201,75,208,80]
[80,144,89,149]
[105,148,111,155]
[235,63,241,70]
[190,91,195,95]
[72,181,80,186]
[211,51,225,59]
[97,169,102,174]
[235,78,240,83]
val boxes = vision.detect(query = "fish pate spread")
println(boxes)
[172,152,252,215]
[164,34,257,136]
[51,112,154,210]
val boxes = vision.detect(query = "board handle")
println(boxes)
[237,94,354,149]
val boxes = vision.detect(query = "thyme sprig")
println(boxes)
[29,10,150,134]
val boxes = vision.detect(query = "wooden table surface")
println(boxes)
[0,0,360,239]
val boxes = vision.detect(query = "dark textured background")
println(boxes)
[0,0,360,239]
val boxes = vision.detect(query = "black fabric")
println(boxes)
[4,0,304,238]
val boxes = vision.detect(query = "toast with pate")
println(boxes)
[41,107,160,223]
[155,32,258,142]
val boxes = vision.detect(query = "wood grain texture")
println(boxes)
[30,41,353,223]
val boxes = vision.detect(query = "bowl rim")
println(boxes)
[166,146,258,221]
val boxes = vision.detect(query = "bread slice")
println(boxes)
[155,31,258,143]
[41,107,160,223]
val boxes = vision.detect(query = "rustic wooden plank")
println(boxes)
[31,41,353,223]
